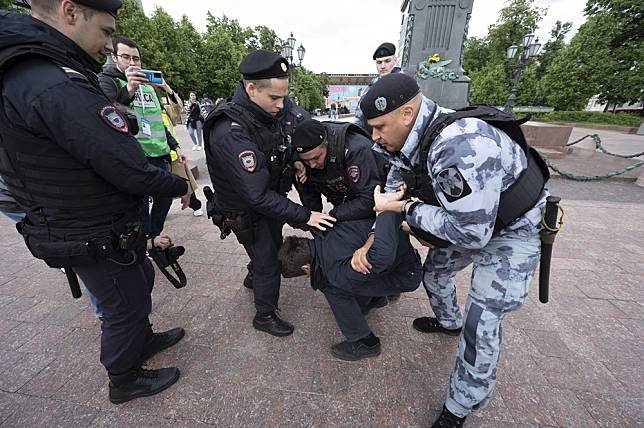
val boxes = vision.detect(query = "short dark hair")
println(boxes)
[112,36,139,55]
[278,236,312,278]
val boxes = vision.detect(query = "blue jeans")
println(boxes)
[142,156,173,238]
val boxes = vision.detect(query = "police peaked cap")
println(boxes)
[373,42,396,60]
[74,0,122,17]
[292,119,326,153]
[239,50,290,80]
[360,73,420,120]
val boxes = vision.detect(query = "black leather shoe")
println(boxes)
[413,317,461,336]
[243,271,253,289]
[361,296,388,315]
[252,311,294,337]
[140,327,185,362]
[331,337,381,361]
[431,405,466,428]
[108,366,180,404]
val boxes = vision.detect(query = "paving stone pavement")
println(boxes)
[0,126,643,427]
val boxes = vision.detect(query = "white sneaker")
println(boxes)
[193,208,204,217]
[197,146,203,151]
[192,145,197,151]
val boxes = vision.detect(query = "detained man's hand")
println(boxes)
[307,211,336,231]
[373,184,406,213]
[293,161,307,184]
[351,234,374,274]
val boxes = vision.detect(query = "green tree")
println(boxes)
[291,67,325,111]
[463,0,546,104]
[248,26,283,53]
[0,0,24,12]
[535,20,572,79]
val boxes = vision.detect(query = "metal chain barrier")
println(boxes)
[539,134,644,181]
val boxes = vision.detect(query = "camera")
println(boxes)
[149,244,187,288]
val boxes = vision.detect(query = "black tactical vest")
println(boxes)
[306,122,370,206]
[401,105,549,247]
[203,102,291,212]
[0,43,141,223]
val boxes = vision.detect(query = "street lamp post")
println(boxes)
[504,33,541,115]
[281,33,305,96]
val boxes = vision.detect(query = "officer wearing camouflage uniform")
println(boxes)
[354,73,547,427]
[354,42,402,134]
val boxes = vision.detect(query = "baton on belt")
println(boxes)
[539,196,564,304]
[64,267,82,299]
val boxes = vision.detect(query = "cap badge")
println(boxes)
[375,97,387,112]
[281,62,288,72]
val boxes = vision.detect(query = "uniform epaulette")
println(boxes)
[61,66,88,82]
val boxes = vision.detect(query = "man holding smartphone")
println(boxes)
[99,36,187,240]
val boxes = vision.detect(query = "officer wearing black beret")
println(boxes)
[203,50,335,337]
[292,118,385,226]
[0,0,188,403]
[354,41,403,134]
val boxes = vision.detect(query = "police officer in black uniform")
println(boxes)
[241,92,311,290]
[203,50,335,337]
[0,0,188,404]
[292,119,384,222]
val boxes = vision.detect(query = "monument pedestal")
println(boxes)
[521,122,573,159]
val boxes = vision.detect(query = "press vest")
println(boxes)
[401,105,549,247]
[116,77,169,158]
[203,102,289,213]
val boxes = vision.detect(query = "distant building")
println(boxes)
[325,74,376,111]
[586,96,643,113]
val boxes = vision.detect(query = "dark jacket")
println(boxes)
[297,125,384,221]
[98,63,180,151]
[204,81,311,224]
[0,11,187,228]
[310,212,421,292]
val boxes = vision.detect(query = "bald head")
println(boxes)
[367,93,422,153]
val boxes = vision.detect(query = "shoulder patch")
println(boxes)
[346,165,360,183]
[99,105,129,134]
[436,166,472,203]
[238,150,257,172]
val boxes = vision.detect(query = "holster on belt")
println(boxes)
[539,196,563,304]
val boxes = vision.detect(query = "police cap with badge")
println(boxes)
[239,49,290,80]
[359,72,420,120]
[292,119,325,154]
[14,0,122,17]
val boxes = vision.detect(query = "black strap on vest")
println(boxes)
[407,104,549,236]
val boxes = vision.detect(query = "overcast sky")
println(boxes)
[140,0,588,74]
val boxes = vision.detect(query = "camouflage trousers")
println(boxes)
[422,225,541,417]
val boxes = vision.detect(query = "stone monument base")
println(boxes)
[521,122,573,159]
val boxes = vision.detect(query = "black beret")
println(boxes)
[373,42,396,60]
[239,49,289,80]
[360,73,420,120]
[75,0,122,18]
[292,119,326,153]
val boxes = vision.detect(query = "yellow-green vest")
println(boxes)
[117,78,169,157]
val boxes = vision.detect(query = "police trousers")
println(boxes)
[74,252,154,375]
[240,215,283,313]
[422,225,540,417]
[322,264,422,342]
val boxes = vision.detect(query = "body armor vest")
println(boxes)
[401,105,549,247]
[203,102,290,213]
[0,43,141,222]
[307,122,369,206]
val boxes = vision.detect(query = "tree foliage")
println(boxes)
[113,0,325,108]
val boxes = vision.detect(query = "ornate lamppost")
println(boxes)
[281,33,305,96]
[504,33,541,115]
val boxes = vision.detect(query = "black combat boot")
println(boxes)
[243,271,253,289]
[431,405,466,428]
[252,311,294,337]
[413,317,462,336]
[331,333,381,361]
[108,366,180,404]
[140,327,185,363]
[360,296,388,315]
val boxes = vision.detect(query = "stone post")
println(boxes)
[399,0,474,109]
